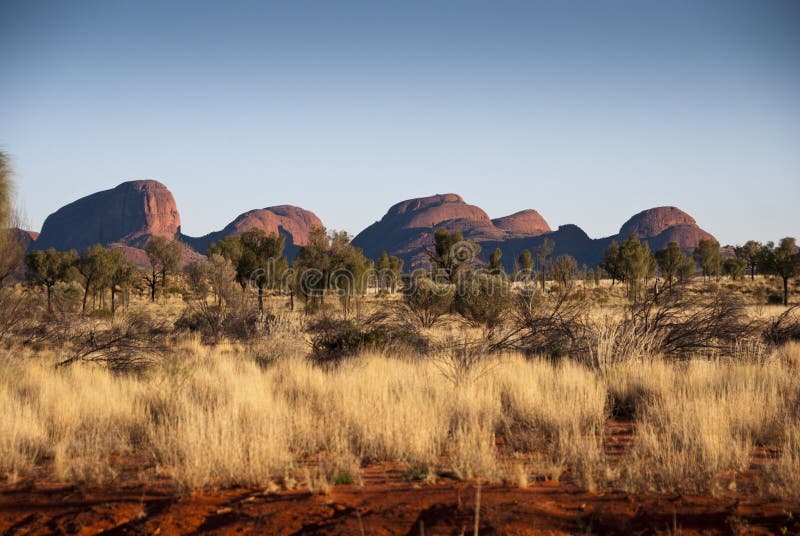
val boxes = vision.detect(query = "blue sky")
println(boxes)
[1,0,798,245]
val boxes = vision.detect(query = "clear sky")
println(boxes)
[1,0,798,245]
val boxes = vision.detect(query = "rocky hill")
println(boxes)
[352,196,716,270]
[181,205,323,258]
[29,180,324,266]
[27,181,718,271]
[34,180,181,252]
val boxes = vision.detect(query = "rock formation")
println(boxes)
[353,195,717,270]
[181,205,323,258]
[33,180,180,252]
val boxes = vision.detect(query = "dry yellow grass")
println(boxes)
[1,336,799,498]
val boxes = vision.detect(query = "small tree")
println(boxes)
[602,240,625,286]
[402,277,454,328]
[25,248,77,312]
[183,254,238,339]
[77,244,114,314]
[517,249,534,277]
[107,249,138,315]
[616,235,656,302]
[238,229,286,315]
[0,153,25,286]
[328,230,369,317]
[693,239,722,281]
[734,240,762,281]
[427,228,479,283]
[0,152,10,240]
[535,238,554,291]
[760,237,800,306]
[488,248,504,275]
[144,236,182,301]
[293,226,330,308]
[387,254,403,293]
[722,257,746,281]
[208,236,244,286]
[376,251,404,295]
[549,254,577,289]
[655,242,694,288]
[454,272,511,336]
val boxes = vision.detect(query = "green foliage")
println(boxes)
[0,152,10,234]
[0,153,24,286]
[602,240,624,284]
[655,242,695,287]
[488,247,504,275]
[535,238,554,290]
[293,227,371,316]
[427,228,480,283]
[207,236,244,282]
[759,237,800,306]
[517,249,534,277]
[734,240,762,280]
[693,239,722,280]
[238,229,286,313]
[77,244,115,313]
[376,251,403,294]
[308,316,427,363]
[605,236,656,302]
[722,257,746,281]
[107,249,138,315]
[144,236,182,301]
[453,272,511,334]
[25,248,78,312]
[329,230,370,316]
[401,276,454,328]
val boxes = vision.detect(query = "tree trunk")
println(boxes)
[46,285,53,314]
[111,286,116,316]
[82,280,90,314]
[150,268,158,302]
[258,286,264,315]
[784,276,789,306]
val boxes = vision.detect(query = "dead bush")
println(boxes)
[625,288,757,358]
[308,313,428,364]
[398,277,454,329]
[763,305,800,345]
[490,286,589,358]
[55,312,170,371]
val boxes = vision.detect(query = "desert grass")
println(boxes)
[0,339,799,498]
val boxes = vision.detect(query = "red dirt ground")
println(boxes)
[1,421,798,535]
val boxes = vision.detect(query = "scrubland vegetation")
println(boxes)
[1,291,799,502]
[1,151,800,507]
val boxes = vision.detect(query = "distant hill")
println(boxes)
[180,205,323,259]
[352,194,715,270]
[27,180,716,271]
[28,180,324,268]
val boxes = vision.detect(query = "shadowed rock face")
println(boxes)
[353,195,717,270]
[9,228,38,250]
[33,180,180,252]
[180,205,323,258]
[30,179,323,265]
[352,194,554,267]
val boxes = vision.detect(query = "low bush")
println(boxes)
[763,305,800,345]
[308,314,428,363]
